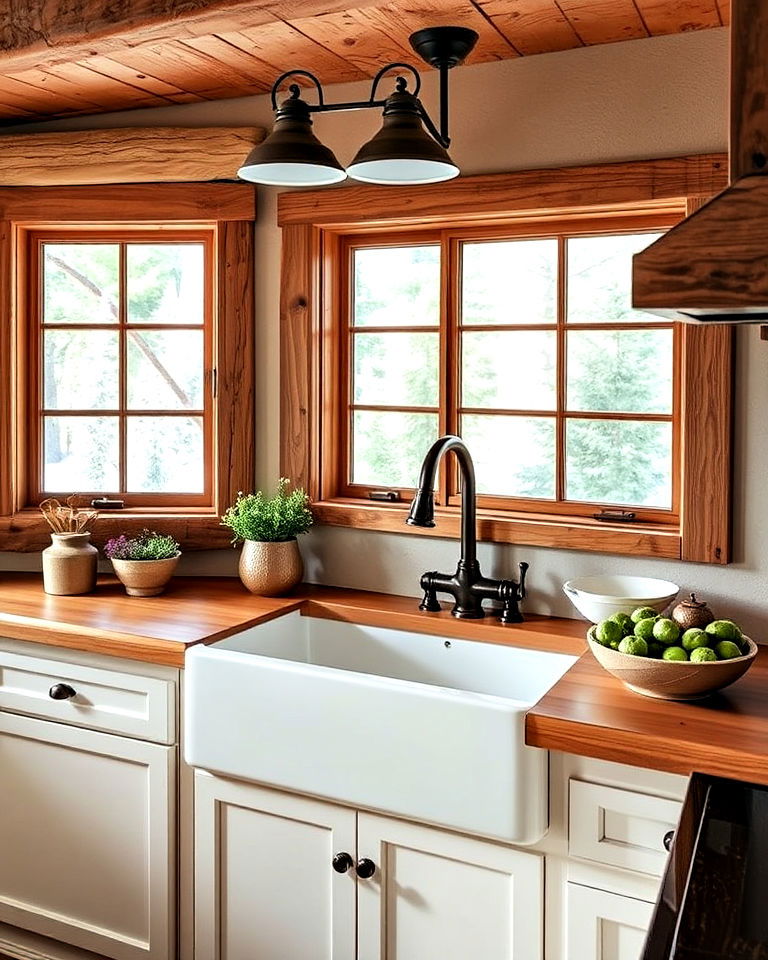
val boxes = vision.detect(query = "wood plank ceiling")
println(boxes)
[0,0,729,124]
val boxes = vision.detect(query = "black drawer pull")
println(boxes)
[49,683,76,701]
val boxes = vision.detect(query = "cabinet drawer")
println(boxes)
[569,779,681,876]
[0,650,175,743]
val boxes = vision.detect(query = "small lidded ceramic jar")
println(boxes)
[42,533,98,596]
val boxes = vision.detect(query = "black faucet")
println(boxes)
[406,435,528,623]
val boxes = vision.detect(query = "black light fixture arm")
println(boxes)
[269,64,451,148]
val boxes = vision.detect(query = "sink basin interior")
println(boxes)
[215,611,575,705]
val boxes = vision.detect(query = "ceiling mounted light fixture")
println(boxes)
[238,26,478,188]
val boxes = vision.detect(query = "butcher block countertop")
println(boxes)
[2,572,767,785]
[526,648,768,785]
[0,573,586,667]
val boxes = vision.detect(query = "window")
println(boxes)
[343,223,677,524]
[0,183,255,550]
[30,232,213,506]
[279,156,732,562]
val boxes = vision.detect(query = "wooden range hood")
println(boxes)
[633,0,768,322]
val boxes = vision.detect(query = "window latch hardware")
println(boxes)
[593,509,638,523]
[368,490,401,502]
[91,498,125,510]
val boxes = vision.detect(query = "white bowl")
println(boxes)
[563,575,679,623]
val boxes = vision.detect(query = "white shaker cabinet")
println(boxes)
[194,773,544,960]
[566,883,654,960]
[194,773,357,960]
[0,711,174,960]
[357,812,543,960]
[0,640,178,960]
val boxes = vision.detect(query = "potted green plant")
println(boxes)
[221,479,313,596]
[103,530,181,597]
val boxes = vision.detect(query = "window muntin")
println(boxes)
[341,220,678,521]
[32,232,213,506]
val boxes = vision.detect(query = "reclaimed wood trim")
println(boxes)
[679,324,733,563]
[0,513,234,553]
[312,500,682,559]
[278,154,729,227]
[526,649,768,785]
[280,223,321,497]
[0,128,264,187]
[0,220,13,517]
[729,0,768,180]
[216,220,255,510]
[0,182,256,222]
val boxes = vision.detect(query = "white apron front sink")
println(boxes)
[184,611,576,843]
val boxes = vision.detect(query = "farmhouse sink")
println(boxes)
[184,612,576,843]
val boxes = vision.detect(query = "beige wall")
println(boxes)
[7,27,765,635]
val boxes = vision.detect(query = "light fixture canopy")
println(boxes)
[238,26,478,188]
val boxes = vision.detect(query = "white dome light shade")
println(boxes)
[238,159,346,187]
[238,93,346,187]
[347,89,459,186]
[346,157,458,185]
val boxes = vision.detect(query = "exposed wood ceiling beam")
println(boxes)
[0,127,264,186]
[0,0,380,75]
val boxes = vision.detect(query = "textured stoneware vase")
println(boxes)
[239,539,303,596]
[42,533,98,596]
[111,554,181,597]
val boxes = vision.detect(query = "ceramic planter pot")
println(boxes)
[111,553,181,597]
[239,539,303,596]
[42,532,98,596]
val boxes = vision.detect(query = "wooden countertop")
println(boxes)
[526,649,768,785]
[0,573,586,667]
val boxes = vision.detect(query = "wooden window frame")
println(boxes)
[0,183,256,551]
[279,154,733,564]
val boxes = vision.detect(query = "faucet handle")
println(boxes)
[518,561,529,600]
[419,588,441,613]
[418,573,442,612]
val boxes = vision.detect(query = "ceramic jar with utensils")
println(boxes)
[42,532,98,595]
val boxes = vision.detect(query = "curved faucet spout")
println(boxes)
[406,435,477,568]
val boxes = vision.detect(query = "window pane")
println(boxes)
[353,332,438,407]
[567,329,673,414]
[43,244,119,325]
[461,239,557,326]
[566,419,672,508]
[127,330,204,410]
[126,417,204,492]
[44,330,119,410]
[126,244,205,325]
[353,247,440,327]
[43,417,119,491]
[567,233,663,323]
[461,415,556,499]
[462,331,556,410]
[352,411,438,487]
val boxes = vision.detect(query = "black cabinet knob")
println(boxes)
[663,830,675,851]
[48,683,76,701]
[355,858,376,879]
[332,852,354,874]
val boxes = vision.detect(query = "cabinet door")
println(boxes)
[0,712,174,960]
[357,812,543,960]
[567,883,654,960]
[194,772,357,960]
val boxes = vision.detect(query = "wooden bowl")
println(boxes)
[586,632,758,700]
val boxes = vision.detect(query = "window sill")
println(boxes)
[312,499,682,560]
[0,512,232,553]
